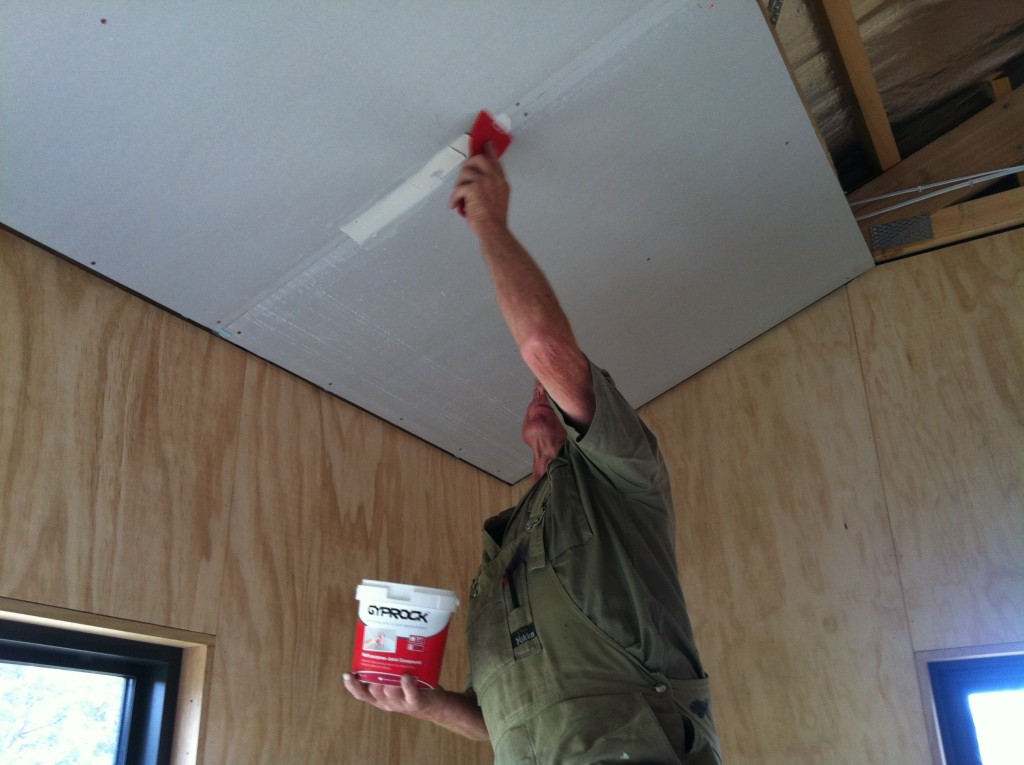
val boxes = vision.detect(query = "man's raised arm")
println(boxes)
[449,144,595,430]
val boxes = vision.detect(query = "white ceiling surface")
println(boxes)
[1,2,872,482]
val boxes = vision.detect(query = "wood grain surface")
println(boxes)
[0,230,244,633]
[5,222,1020,763]
[848,228,1024,651]
[642,287,929,765]
[202,357,512,763]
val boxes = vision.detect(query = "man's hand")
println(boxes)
[343,673,490,741]
[448,143,510,232]
[343,673,440,717]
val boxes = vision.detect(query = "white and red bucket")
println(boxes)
[351,580,460,689]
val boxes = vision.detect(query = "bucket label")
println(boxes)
[352,600,453,689]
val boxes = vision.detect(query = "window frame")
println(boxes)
[917,643,1024,765]
[0,598,213,765]
[1,618,183,765]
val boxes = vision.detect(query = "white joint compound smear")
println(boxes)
[338,1,674,246]
[340,116,509,245]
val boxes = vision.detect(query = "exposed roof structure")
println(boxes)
[772,0,1023,262]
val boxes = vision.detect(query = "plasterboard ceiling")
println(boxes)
[1,2,872,482]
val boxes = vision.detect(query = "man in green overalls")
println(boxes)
[345,145,722,764]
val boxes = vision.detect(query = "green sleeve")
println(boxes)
[553,360,670,495]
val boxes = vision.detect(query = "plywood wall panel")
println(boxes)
[848,229,1024,652]
[313,370,515,764]
[0,230,243,633]
[204,356,503,764]
[8,218,1018,763]
[641,288,929,765]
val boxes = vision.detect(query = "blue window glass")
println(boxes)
[929,654,1024,765]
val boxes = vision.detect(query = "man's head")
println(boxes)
[522,381,567,465]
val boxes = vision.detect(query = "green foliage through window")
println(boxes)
[0,619,182,765]
[0,663,127,765]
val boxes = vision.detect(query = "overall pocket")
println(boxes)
[467,569,513,695]
[523,692,683,765]
[544,461,594,561]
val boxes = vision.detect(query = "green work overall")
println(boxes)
[468,451,722,764]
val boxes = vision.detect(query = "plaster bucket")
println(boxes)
[352,579,460,689]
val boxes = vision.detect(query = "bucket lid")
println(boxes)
[356,579,459,612]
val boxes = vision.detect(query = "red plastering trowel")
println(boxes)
[457,109,512,216]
